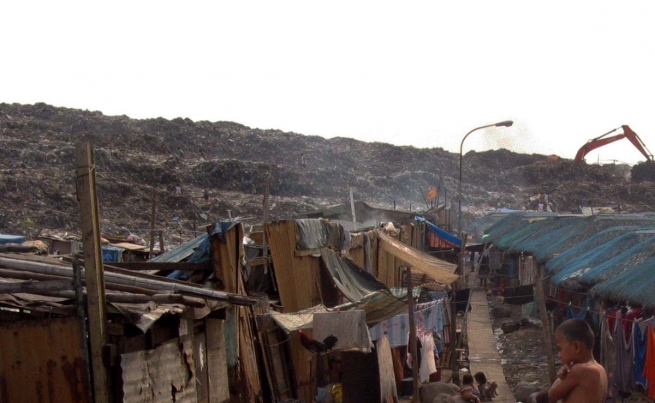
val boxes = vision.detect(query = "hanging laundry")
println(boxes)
[644,325,655,398]
[600,310,618,398]
[419,332,437,383]
[634,323,648,389]
[368,314,410,347]
[613,313,634,395]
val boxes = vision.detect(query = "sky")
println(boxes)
[2,1,655,164]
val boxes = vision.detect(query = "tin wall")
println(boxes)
[0,316,90,403]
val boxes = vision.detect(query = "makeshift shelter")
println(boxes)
[0,251,255,403]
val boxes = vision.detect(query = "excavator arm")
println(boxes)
[574,125,654,162]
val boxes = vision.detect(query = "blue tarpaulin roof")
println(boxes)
[591,256,655,309]
[415,216,461,247]
[0,234,26,245]
[578,236,655,287]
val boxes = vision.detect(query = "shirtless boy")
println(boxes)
[548,318,608,403]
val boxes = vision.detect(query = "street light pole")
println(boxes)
[458,120,513,237]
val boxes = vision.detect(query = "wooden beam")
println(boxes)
[107,262,212,272]
[245,256,271,268]
[406,267,419,403]
[536,265,557,383]
[75,142,111,403]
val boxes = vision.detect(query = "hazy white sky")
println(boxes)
[2,1,655,164]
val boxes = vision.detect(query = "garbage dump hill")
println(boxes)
[1,102,654,240]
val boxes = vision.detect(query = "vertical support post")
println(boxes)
[262,180,270,260]
[149,188,157,259]
[75,142,111,403]
[536,265,557,383]
[159,230,165,255]
[349,188,357,231]
[406,267,419,403]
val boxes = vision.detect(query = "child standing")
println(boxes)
[548,319,608,403]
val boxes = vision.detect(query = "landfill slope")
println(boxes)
[1,102,654,242]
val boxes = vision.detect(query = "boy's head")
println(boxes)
[462,374,474,385]
[555,319,595,363]
[474,372,487,384]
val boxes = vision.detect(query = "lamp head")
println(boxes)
[495,120,514,127]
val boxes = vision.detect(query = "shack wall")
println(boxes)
[0,316,90,403]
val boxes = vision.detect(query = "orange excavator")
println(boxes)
[575,125,653,162]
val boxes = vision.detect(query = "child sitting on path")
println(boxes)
[548,318,608,403]
[460,374,482,403]
[474,372,498,400]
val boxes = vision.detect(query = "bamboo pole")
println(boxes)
[0,256,256,306]
[149,188,157,259]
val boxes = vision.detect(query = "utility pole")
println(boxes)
[75,142,111,403]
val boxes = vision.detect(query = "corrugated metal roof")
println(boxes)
[149,234,207,263]
[503,216,580,252]
[483,212,558,244]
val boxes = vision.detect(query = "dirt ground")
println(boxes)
[488,296,554,393]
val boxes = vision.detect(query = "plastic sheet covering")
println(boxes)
[313,310,372,352]
[551,230,655,289]
[483,212,556,244]
[495,216,578,251]
[531,216,655,263]
[578,236,655,286]
[295,219,328,250]
[321,249,387,302]
[324,221,345,250]
[591,256,655,309]
[544,226,644,274]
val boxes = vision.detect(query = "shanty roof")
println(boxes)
[544,226,646,274]
[491,215,580,251]
[377,232,459,284]
[550,230,655,289]
[111,242,148,251]
[150,233,207,263]
[590,256,655,309]
[463,212,512,242]
[578,236,655,287]
[532,215,655,263]
[0,253,255,332]
[482,212,559,244]
[415,216,461,247]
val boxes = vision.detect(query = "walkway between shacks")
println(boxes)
[467,288,516,403]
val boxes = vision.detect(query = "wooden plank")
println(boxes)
[75,142,111,403]
[108,262,212,272]
[245,256,271,268]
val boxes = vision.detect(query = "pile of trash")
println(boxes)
[2,102,655,242]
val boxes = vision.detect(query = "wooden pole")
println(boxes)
[350,188,358,231]
[149,188,157,259]
[75,142,111,403]
[536,264,557,383]
[406,267,419,403]
[262,180,270,260]
[159,230,165,255]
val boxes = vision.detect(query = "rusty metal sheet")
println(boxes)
[0,316,90,403]
[289,332,316,403]
[121,340,197,403]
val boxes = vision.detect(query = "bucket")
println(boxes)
[429,366,442,382]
